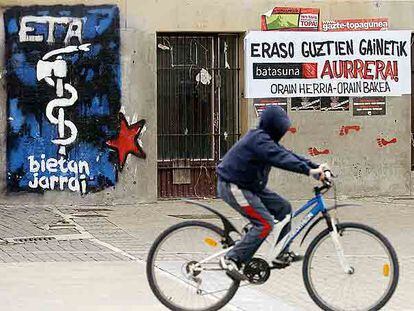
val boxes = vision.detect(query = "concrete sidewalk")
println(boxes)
[84,197,414,310]
[0,261,165,311]
[0,197,412,310]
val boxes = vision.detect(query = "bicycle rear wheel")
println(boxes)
[303,222,399,311]
[146,221,240,311]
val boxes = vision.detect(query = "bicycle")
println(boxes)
[146,171,399,311]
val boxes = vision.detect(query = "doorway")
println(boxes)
[157,33,241,198]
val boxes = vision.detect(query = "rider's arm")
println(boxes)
[255,134,311,175]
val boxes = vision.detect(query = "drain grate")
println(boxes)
[15,236,55,242]
[1,232,93,245]
[5,236,56,244]
[168,214,220,220]
[41,223,78,230]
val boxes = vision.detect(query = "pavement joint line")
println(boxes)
[88,238,138,261]
[50,207,300,310]
[52,207,87,234]
[51,207,138,261]
[54,210,246,308]
[100,216,142,240]
[50,209,253,311]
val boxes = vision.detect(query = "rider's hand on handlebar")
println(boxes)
[309,163,330,182]
[309,166,324,181]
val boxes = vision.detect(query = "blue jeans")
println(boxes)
[217,179,292,264]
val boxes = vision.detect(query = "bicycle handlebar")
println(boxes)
[314,169,335,194]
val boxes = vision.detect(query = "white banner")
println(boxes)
[244,30,411,98]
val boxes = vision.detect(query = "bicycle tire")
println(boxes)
[303,222,399,311]
[146,220,240,311]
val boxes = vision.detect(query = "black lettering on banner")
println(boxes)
[250,42,294,58]
[302,40,354,57]
[251,43,260,57]
[262,42,271,58]
[270,83,297,95]
[359,39,408,56]
[253,63,302,79]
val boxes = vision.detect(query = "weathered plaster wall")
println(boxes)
[260,0,413,199]
[0,0,411,205]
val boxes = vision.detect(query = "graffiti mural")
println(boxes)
[4,5,133,194]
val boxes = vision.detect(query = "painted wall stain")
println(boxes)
[339,125,361,136]
[377,137,397,147]
[308,147,330,156]
[287,127,297,134]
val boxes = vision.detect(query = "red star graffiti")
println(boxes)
[106,113,146,170]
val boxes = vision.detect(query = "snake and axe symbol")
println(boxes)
[36,43,91,156]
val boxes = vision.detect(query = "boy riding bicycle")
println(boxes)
[217,105,326,281]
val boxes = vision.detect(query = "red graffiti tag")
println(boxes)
[308,147,330,156]
[287,127,297,134]
[106,113,146,170]
[377,137,397,147]
[339,125,361,136]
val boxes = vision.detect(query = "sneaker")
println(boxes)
[220,257,248,281]
[272,251,304,269]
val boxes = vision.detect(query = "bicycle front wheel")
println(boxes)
[146,221,240,311]
[303,222,399,311]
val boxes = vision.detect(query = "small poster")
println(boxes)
[253,98,287,117]
[321,97,350,111]
[291,97,321,111]
[261,7,320,31]
[353,97,386,116]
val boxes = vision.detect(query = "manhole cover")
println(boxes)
[168,214,220,220]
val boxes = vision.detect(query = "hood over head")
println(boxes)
[258,105,291,141]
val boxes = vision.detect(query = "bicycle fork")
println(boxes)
[327,215,354,275]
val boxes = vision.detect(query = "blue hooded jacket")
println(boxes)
[217,106,319,192]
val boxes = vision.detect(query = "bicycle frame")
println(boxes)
[264,193,328,264]
[196,193,331,267]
